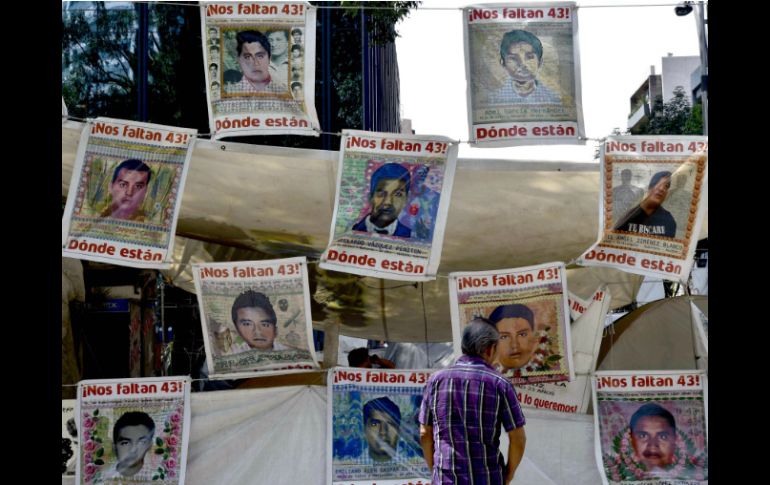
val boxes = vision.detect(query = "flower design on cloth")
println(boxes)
[81,409,106,483]
[152,406,184,480]
[603,427,707,481]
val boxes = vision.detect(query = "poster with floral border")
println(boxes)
[448,262,574,385]
[592,370,708,484]
[76,377,191,485]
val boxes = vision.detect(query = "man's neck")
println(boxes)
[512,79,536,96]
[245,75,271,90]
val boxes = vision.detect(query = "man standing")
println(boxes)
[488,30,561,105]
[612,168,644,225]
[102,159,151,221]
[225,30,287,94]
[419,319,526,484]
[352,162,412,237]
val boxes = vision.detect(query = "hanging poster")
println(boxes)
[75,377,192,485]
[202,1,320,138]
[62,118,196,269]
[449,262,574,385]
[567,286,607,322]
[576,136,708,283]
[463,2,584,146]
[328,368,431,485]
[516,286,610,414]
[592,371,708,484]
[193,257,320,379]
[63,399,78,476]
[320,130,458,281]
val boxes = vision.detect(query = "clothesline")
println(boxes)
[63,114,606,144]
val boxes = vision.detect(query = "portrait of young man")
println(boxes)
[363,397,402,462]
[352,162,412,238]
[105,412,156,479]
[101,159,152,221]
[230,290,288,351]
[224,30,288,95]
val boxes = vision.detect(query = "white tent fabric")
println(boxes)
[65,121,703,343]
[597,296,708,371]
[187,385,327,485]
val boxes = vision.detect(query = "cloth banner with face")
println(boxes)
[449,262,574,385]
[576,136,708,283]
[320,130,458,281]
[75,377,192,485]
[63,399,77,476]
[592,371,708,484]
[202,1,320,138]
[328,368,431,485]
[193,257,320,379]
[62,118,196,268]
[463,2,584,146]
[515,285,610,414]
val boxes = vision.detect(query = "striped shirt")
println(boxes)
[419,355,525,485]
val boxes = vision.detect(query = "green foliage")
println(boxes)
[339,1,420,44]
[643,87,703,135]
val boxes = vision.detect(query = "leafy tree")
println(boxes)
[643,86,703,135]
[62,1,418,145]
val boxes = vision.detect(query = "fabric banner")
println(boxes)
[449,262,574,384]
[592,371,708,484]
[61,118,196,269]
[193,257,320,379]
[75,377,192,485]
[690,300,707,355]
[516,285,610,414]
[577,136,708,283]
[202,1,320,138]
[463,2,584,147]
[63,399,78,476]
[567,286,608,321]
[320,130,458,281]
[328,368,431,485]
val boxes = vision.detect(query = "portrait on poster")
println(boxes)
[193,259,319,378]
[596,396,708,482]
[77,378,190,485]
[330,369,430,484]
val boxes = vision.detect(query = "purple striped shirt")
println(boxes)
[419,355,526,485]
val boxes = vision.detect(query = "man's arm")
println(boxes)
[419,424,434,470]
[505,427,526,484]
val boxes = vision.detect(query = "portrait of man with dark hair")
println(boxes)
[231,290,288,351]
[101,159,152,221]
[105,412,156,478]
[224,30,288,94]
[363,397,402,462]
[487,29,562,105]
[352,163,412,238]
[614,171,677,238]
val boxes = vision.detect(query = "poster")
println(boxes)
[592,371,708,484]
[516,286,610,414]
[76,377,192,485]
[202,1,320,138]
[577,136,708,283]
[63,399,78,476]
[463,2,584,146]
[449,262,574,384]
[193,257,320,379]
[328,368,431,485]
[62,118,196,268]
[320,130,458,281]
